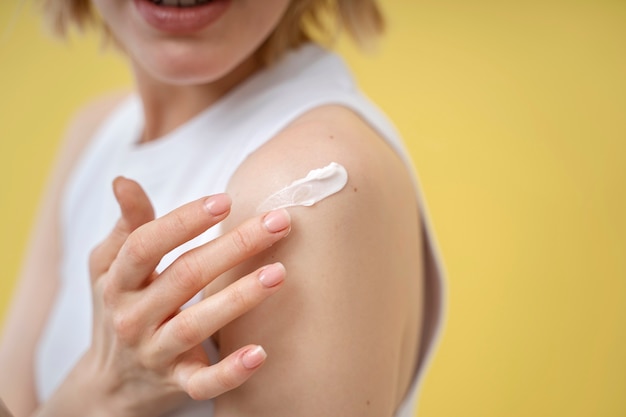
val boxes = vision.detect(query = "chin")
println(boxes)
[132,41,246,86]
[147,58,230,86]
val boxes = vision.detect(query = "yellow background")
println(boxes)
[1,0,624,416]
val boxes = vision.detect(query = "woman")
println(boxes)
[0,0,444,416]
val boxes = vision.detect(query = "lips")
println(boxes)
[150,0,214,7]
[134,0,230,34]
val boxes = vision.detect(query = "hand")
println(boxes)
[35,178,291,417]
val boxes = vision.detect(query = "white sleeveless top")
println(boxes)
[36,44,445,417]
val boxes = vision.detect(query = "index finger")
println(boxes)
[144,209,291,315]
[108,193,232,290]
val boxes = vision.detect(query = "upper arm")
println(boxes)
[0,91,128,416]
[211,106,424,417]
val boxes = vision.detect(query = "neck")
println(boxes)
[132,56,260,143]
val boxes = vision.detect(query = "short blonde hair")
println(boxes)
[42,0,384,65]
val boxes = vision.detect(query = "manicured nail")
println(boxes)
[263,209,291,233]
[258,263,285,288]
[242,345,267,369]
[204,194,231,216]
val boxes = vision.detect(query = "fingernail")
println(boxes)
[258,262,285,288]
[204,194,231,216]
[242,345,267,369]
[263,209,291,233]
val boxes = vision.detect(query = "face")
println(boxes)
[92,0,292,86]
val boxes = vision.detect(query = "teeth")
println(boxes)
[151,0,213,7]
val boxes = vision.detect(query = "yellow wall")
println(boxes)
[1,1,624,416]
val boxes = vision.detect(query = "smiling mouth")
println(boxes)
[137,0,230,33]
[150,0,215,7]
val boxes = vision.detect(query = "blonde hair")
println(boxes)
[41,0,384,65]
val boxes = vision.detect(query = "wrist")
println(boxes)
[32,353,122,417]
[33,351,187,417]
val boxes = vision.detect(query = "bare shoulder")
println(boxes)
[227,104,416,217]
[216,105,424,416]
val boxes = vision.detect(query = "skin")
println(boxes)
[0,93,128,416]
[0,0,425,416]
[92,0,292,140]
[30,181,292,417]
[212,105,424,416]
[1,400,11,417]
[0,92,291,417]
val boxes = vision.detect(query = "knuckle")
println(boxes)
[121,231,152,265]
[186,383,205,401]
[171,255,200,293]
[112,309,141,344]
[140,343,165,370]
[230,227,257,255]
[215,363,242,391]
[172,311,202,347]
[226,284,250,311]
[167,210,189,236]
[101,278,118,307]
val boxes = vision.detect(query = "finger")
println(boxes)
[152,263,285,361]
[147,209,291,314]
[89,177,155,278]
[109,192,232,290]
[179,345,268,401]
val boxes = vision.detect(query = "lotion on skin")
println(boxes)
[257,162,348,212]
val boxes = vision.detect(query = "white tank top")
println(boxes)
[36,44,445,417]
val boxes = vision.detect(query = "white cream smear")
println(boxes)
[257,162,348,212]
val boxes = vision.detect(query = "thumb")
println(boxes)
[112,176,156,232]
[89,177,155,278]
